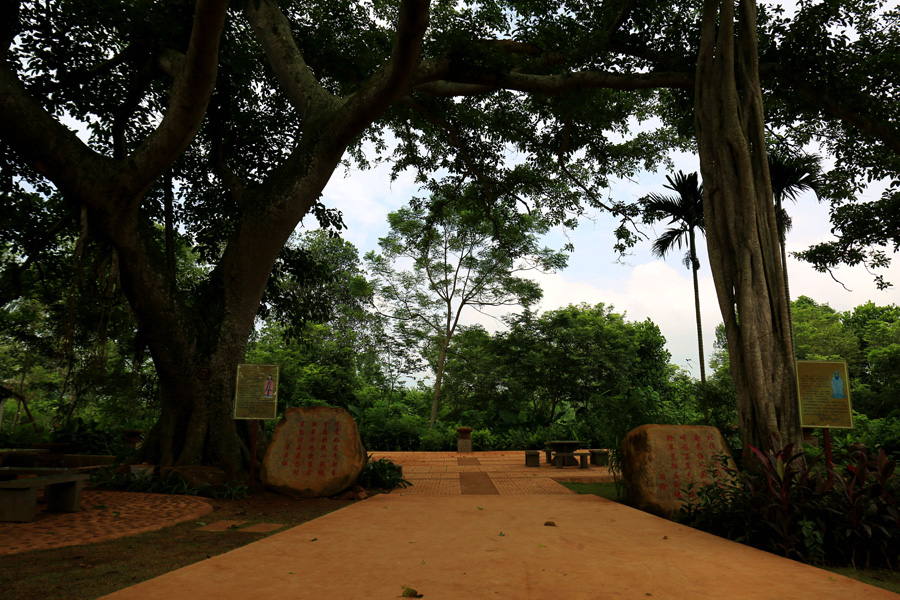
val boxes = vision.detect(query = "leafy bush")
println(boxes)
[357,456,411,490]
[357,402,428,450]
[420,425,455,451]
[0,422,47,449]
[678,437,899,568]
[50,417,115,454]
[89,467,250,499]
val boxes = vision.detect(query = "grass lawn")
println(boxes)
[822,566,900,594]
[561,481,900,594]
[558,480,620,501]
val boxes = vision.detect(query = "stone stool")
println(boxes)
[456,427,473,453]
[589,449,609,466]
[525,450,540,467]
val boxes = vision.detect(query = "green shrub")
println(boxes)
[357,403,428,450]
[357,456,411,490]
[420,425,454,451]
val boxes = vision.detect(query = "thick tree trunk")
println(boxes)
[140,344,249,478]
[694,0,801,455]
[429,337,450,428]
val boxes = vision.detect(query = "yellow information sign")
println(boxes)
[796,360,853,429]
[234,364,279,420]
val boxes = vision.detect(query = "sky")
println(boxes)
[314,146,899,376]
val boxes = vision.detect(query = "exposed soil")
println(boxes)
[0,489,356,600]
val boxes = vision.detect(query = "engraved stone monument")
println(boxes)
[621,424,735,518]
[261,407,367,498]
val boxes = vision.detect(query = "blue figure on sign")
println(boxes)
[264,375,275,398]
[830,371,845,399]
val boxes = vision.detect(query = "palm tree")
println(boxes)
[643,171,709,424]
[768,151,824,342]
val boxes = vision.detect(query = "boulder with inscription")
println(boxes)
[621,424,735,519]
[261,407,367,498]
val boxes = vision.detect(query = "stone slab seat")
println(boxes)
[0,473,89,522]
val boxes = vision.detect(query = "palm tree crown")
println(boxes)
[642,171,705,271]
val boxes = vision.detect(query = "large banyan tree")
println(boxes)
[1,0,896,474]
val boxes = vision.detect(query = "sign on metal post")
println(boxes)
[795,360,853,429]
[233,364,280,421]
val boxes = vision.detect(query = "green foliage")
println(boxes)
[357,456,411,490]
[792,296,860,361]
[89,468,250,500]
[679,439,900,568]
[806,413,900,462]
[356,400,431,451]
[49,417,117,456]
[366,184,569,426]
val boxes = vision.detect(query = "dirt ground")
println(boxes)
[0,490,356,600]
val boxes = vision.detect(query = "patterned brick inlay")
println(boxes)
[0,490,213,556]
[196,520,248,531]
[237,522,286,533]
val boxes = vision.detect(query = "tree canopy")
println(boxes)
[1,0,898,469]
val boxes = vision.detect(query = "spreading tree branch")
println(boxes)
[245,0,337,118]
[128,0,230,195]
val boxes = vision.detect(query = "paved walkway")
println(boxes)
[101,493,896,599]
[3,451,896,598]
[372,450,613,495]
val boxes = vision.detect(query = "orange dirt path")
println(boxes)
[2,451,895,598]
[99,493,897,600]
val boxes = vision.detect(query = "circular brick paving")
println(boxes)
[0,490,213,556]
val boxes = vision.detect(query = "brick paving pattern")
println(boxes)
[0,451,611,554]
[373,450,613,496]
[0,490,212,555]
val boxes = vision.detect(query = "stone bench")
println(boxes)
[0,473,89,522]
[554,452,591,469]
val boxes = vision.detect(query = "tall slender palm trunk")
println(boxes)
[690,233,710,424]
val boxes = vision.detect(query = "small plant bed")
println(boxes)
[677,437,899,591]
[0,490,354,600]
[88,467,252,500]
